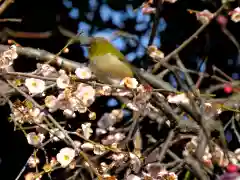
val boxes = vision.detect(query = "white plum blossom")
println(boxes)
[202,153,213,167]
[111,153,125,161]
[75,84,95,106]
[167,93,190,104]
[29,108,45,124]
[100,162,109,173]
[81,142,94,150]
[81,123,93,139]
[45,95,58,109]
[57,92,71,110]
[120,77,138,89]
[126,174,141,180]
[102,134,115,145]
[164,0,177,3]
[148,45,164,59]
[0,45,18,69]
[75,67,92,79]
[50,128,66,141]
[102,174,112,178]
[63,109,76,118]
[73,140,81,148]
[101,85,112,96]
[28,156,40,168]
[158,171,178,179]
[56,147,75,167]
[114,132,125,142]
[39,64,57,77]
[129,152,141,173]
[101,133,125,145]
[127,102,139,111]
[229,7,240,23]
[11,107,24,124]
[68,97,87,113]
[93,144,106,155]
[53,90,88,116]
[29,108,40,117]
[234,148,240,161]
[27,132,45,146]
[56,73,70,89]
[24,172,42,180]
[96,128,107,135]
[11,106,43,124]
[59,69,66,75]
[25,78,45,94]
[196,9,214,24]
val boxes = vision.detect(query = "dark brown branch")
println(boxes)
[0,44,83,70]
[3,27,52,39]
[152,4,226,73]
[148,0,163,46]
[0,0,14,15]
[185,155,209,180]
[157,130,175,162]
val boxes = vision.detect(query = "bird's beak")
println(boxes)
[79,36,91,47]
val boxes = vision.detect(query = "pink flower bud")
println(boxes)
[217,15,228,27]
[224,84,233,94]
[226,163,238,173]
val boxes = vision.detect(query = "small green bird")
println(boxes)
[58,26,175,91]
[87,37,134,84]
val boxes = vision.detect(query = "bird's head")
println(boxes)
[87,37,113,58]
[83,37,125,61]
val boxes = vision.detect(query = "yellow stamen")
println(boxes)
[64,155,69,160]
[32,82,37,87]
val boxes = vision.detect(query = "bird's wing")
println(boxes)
[90,53,133,80]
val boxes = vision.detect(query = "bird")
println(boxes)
[87,37,134,85]
[58,26,175,91]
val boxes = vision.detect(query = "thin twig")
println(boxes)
[1,71,57,81]
[0,18,21,22]
[221,27,240,52]
[184,156,208,180]
[212,65,233,82]
[206,81,240,94]
[0,44,82,70]
[158,130,175,162]
[148,0,163,46]
[152,4,226,73]
[2,27,52,39]
[0,0,14,15]
[175,55,196,92]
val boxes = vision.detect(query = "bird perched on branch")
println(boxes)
[58,26,175,91]
[87,37,134,85]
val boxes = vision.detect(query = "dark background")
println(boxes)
[0,0,239,179]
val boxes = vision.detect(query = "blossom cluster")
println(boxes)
[11,101,45,124]
[183,136,240,169]
[7,61,149,180]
